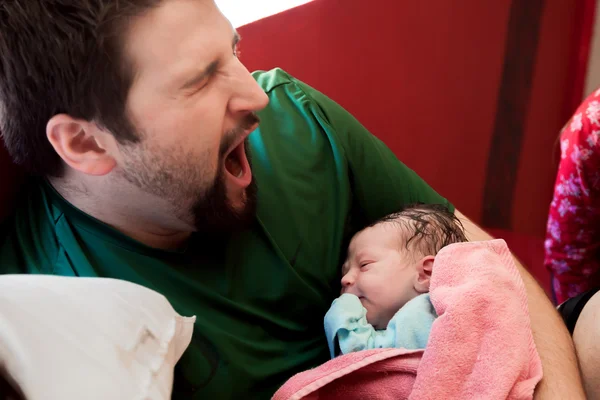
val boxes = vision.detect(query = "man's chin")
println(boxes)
[229,186,258,225]
[227,190,249,214]
[191,179,258,235]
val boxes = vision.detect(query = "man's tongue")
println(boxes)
[225,150,242,178]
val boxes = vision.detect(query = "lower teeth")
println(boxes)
[225,156,243,178]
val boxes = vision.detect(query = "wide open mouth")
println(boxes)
[223,138,252,188]
[225,141,244,177]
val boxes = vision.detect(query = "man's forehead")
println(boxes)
[123,0,232,87]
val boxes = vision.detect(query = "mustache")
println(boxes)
[219,112,260,156]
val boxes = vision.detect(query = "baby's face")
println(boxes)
[341,223,421,329]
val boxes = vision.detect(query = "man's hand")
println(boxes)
[455,210,585,399]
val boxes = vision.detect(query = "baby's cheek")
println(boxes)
[370,276,390,291]
[363,305,377,325]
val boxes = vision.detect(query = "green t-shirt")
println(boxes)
[0,68,451,399]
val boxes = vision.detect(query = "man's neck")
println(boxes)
[49,178,192,250]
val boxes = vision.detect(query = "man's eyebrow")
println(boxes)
[233,31,241,48]
[179,60,219,91]
[178,32,240,92]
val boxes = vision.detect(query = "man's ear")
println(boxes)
[414,255,435,293]
[46,114,117,176]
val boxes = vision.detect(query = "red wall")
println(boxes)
[514,0,578,236]
[238,0,578,238]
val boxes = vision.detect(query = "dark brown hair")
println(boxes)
[0,1,163,177]
[0,364,25,400]
[371,203,468,258]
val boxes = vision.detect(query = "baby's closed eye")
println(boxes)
[360,262,373,271]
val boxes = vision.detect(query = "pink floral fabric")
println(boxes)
[545,89,600,304]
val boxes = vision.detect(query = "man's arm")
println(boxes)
[455,210,585,399]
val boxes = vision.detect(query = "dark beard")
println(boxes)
[190,139,258,235]
[119,111,260,237]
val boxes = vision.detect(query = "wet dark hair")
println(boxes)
[370,203,468,258]
[0,364,25,400]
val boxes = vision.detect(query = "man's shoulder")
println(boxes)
[0,179,63,274]
[250,67,340,137]
[252,68,297,93]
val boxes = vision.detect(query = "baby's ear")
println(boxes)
[414,256,435,293]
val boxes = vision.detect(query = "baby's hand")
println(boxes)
[331,293,364,312]
[324,293,374,357]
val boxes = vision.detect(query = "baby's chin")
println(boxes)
[365,313,388,329]
[365,308,392,329]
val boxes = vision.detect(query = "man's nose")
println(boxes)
[227,60,269,115]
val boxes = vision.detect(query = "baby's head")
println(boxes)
[341,204,467,328]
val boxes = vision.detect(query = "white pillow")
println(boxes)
[0,275,196,400]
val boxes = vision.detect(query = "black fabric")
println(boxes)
[558,287,600,335]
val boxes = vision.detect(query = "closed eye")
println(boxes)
[359,262,372,271]
[188,78,210,95]
[180,60,218,95]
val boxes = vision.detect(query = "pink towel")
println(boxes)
[273,239,543,400]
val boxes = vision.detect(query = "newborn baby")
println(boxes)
[325,204,467,357]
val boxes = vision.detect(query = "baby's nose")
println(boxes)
[341,272,354,288]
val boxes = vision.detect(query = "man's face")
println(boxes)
[116,0,269,233]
